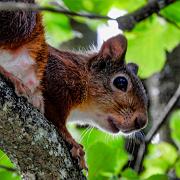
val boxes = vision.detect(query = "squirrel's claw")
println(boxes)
[58,126,88,171]
[70,142,88,171]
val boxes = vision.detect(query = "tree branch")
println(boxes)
[0,2,114,20]
[146,83,180,143]
[0,0,177,31]
[117,0,177,30]
[0,74,86,179]
[0,165,17,172]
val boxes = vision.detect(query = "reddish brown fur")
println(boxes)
[26,14,48,85]
[43,48,91,169]
[43,46,88,131]
[0,0,148,170]
[43,36,148,169]
[0,13,48,86]
[0,0,48,112]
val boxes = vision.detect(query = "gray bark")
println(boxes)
[0,74,86,180]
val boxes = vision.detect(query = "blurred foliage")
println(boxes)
[0,150,20,180]
[142,142,178,178]
[125,15,180,77]
[170,110,180,149]
[160,1,180,27]
[70,127,128,179]
[41,0,180,77]
[170,110,180,178]
[0,0,180,180]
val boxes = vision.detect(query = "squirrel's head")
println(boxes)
[78,35,148,135]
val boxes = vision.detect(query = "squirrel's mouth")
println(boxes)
[106,114,147,135]
[107,116,137,134]
[107,116,120,133]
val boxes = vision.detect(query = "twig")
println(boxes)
[117,0,177,30]
[146,84,180,142]
[0,1,178,31]
[134,84,180,172]
[0,165,17,172]
[158,13,180,29]
[134,143,146,172]
[0,2,114,20]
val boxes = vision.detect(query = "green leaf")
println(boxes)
[126,15,180,78]
[170,110,180,149]
[113,0,146,12]
[175,158,180,178]
[62,0,146,15]
[62,0,112,15]
[121,168,140,180]
[141,142,178,178]
[0,171,20,180]
[62,0,84,12]
[69,127,128,180]
[162,22,180,51]
[0,150,15,168]
[74,126,126,150]
[87,0,112,15]
[145,174,168,180]
[0,150,21,180]
[87,141,128,180]
[160,1,180,25]
[43,12,73,47]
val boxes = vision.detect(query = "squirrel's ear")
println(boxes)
[98,34,127,61]
[127,63,139,75]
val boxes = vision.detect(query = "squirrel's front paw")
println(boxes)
[71,142,88,171]
[14,83,44,113]
[0,66,31,98]
[58,126,88,171]
[30,91,44,113]
[14,78,32,99]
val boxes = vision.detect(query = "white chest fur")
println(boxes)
[0,49,39,92]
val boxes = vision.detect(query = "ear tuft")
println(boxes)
[99,34,127,61]
[127,63,139,75]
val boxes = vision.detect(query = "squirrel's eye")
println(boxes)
[113,76,128,92]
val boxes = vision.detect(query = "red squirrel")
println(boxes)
[43,35,148,169]
[0,0,148,170]
[0,0,47,113]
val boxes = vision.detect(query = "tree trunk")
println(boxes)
[0,74,86,180]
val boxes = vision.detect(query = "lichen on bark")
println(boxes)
[0,74,86,180]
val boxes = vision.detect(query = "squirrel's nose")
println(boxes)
[134,116,147,130]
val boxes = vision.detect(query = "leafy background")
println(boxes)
[0,0,180,179]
